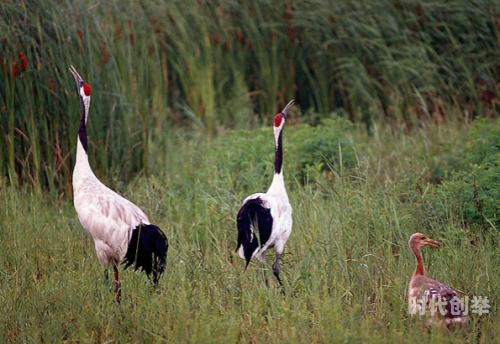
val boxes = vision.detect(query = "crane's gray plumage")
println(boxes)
[70,66,168,301]
[236,100,294,289]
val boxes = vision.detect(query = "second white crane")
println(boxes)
[236,100,294,289]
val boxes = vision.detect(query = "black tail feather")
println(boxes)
[123,223,169,285]
[236,198,273,270]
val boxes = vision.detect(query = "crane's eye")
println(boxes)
[83,83,91,96]
[420,236,425,240]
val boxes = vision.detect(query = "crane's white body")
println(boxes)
[236,100,294,288]
[238,172,293,262]
[73,139,150,268]
[70,66,168,302]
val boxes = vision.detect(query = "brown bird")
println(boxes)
[408,233,467,328]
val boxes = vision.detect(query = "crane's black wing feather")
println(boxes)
[123,223,169,285]
[236,197,273,269]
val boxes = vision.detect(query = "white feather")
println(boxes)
[73,138,149,267]
[238,173,293,262]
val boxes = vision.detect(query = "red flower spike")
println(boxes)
[214,33,220,46]
[237,29,243,43]
[102,45,108,64]
[78,28,83,42]
[415,3,423,27]
[288,25,295,42]
[49,78,55,91]
[12,61,18,80]
[284,10,292,20]
[19,52,27,71]
[129,32,134,44]
[415,3,422,17]
[246,39,251,50]
[216,6,223,16]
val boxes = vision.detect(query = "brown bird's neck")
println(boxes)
[412,245,425,277]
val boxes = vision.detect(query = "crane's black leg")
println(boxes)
[262,262,270,288]
[273,253,285,294]
[113,264,121,304]
[104,269,109,282]
[261,256,269,288]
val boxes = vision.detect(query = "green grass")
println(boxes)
[1,118,499,343]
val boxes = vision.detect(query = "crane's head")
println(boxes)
[69,65,91,121]
[273,99,294,147]
[274,99,294,131]
[409,232,440,249]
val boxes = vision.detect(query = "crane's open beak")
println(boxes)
[424,238,440,248]
[281,99,294,118]
[69,65,84,86]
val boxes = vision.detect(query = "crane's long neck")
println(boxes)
[274,129,283,175]
[267,128,287,195]
[412,245,425,277]
[78,95,88,154]
[74,95,93,180]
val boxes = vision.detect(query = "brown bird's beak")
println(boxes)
[281,99,294,118]
[69,65,84,86]
[424,238,440,248]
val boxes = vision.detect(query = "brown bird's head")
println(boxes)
[409,232,440,249]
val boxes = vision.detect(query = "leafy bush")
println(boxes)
[421,118,500,228]
[288,118,355,182]
[209,117,355,190]
[436,155,500,228]
[438,118,500,171]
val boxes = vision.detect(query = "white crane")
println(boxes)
[236,100,294,289]
[70,66,168,302]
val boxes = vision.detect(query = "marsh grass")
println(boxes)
[1,118,499,342]
[2,0,500,193]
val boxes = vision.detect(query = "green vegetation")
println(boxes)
[2,118,500,342]
[2,0,500,342]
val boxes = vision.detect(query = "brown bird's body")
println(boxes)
[408,233,467,328]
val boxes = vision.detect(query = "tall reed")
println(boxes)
[1,0,499,194]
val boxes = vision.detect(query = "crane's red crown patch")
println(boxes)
[83,83,91,96]
[274,113,283,127]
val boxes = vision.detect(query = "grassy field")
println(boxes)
[1,117,499,343]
